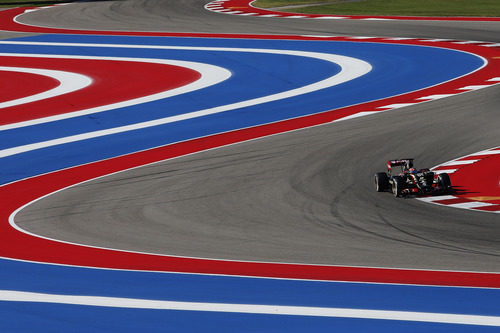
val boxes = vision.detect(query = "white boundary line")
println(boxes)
[1,290,500,326]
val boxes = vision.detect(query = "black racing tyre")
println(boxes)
[437,173,452,192]
[392,176,404,197]
[374,172,389,192]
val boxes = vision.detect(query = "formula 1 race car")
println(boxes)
[374,159,452,197]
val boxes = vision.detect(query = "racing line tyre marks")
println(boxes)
[4,129,500,287]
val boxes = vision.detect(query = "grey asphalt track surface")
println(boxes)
[14,1,500,272]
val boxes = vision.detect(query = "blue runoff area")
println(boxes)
[1,258,500,332]
[3,303,500,333]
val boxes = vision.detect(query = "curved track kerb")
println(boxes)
[206,0,500,21]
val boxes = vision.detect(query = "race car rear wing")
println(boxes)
[387,159,414,174]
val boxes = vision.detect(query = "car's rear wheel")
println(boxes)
[374,172,389,192]
[392,176,404,197]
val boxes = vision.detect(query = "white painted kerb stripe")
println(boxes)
[378,103,416,109]
[439,159,479,166]
[418,195,457,202]
[417,94,455,100]
[473,149,500,155]
[433,169,458,174]
[0,52,232,131]
[448,202,495,209]
[0,66,92,109]
[1,290,499,326]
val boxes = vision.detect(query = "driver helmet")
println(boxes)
[409,168,417,174]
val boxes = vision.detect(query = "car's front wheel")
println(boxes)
[437,173,452,193]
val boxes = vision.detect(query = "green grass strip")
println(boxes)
[253,0,500,17]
